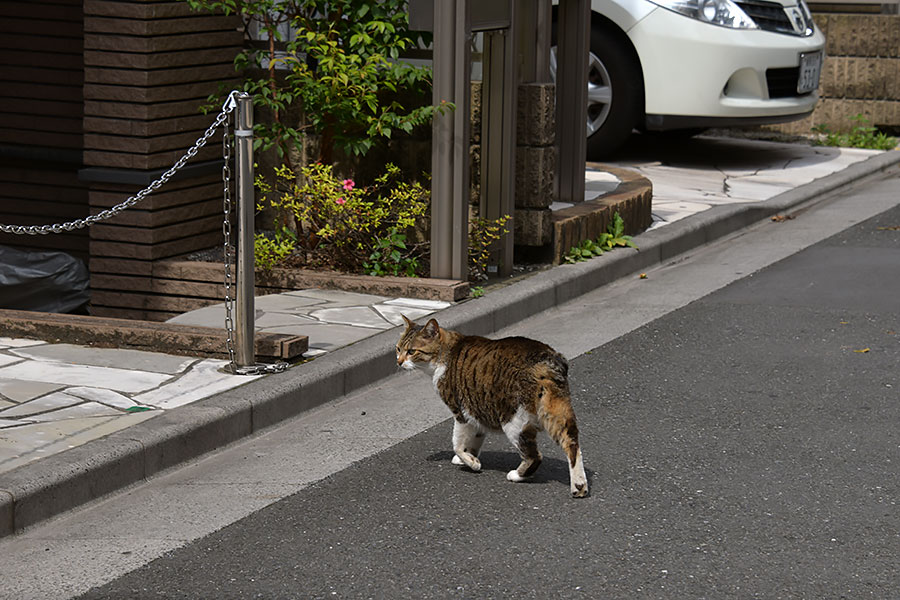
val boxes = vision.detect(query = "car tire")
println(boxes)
[552,16,644,158]
[584,21,643,158]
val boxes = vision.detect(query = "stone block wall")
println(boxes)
[470,81,557,247]
[771,12,900,134]
[514,83,557,247]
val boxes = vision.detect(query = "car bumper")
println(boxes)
[628,7,826,122]
[643,110,814,131]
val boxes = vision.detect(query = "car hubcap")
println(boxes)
[549,47,612,137]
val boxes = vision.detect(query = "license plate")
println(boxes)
[797,50,823,94]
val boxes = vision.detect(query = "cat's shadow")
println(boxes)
[426,450,590,489]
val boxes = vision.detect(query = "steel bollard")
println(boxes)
[233,93,255,368]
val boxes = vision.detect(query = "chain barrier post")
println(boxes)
[233,93,256,370]
[222,92,287,376]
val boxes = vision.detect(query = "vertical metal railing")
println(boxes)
[222,92,285,375]
[480,21,517,278]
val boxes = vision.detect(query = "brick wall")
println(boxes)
[772,12,900,134]
[82,1,242,321]
[0,0,89,260]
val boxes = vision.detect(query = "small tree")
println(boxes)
[185,0,447,165]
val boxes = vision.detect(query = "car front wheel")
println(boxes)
[551,20,643,159]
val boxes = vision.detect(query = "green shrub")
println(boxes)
[254,227,297,271]
[468,215,512,280]
[812,114,897,151]
[184,0,448,164]
[364,227,420,277]
[257,162,429,274]
[255,163,510,280]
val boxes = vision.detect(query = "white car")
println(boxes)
[553,0,825,157]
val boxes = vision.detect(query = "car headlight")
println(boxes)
[795,0,816,36]
[649,0,758,29]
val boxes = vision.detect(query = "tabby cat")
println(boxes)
[396,315,588,497]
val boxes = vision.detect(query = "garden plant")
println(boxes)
[564,212,637,264]
[812,114,897,151]
[255,163,509,281]
[185,0,509,281]
[184,0,447,164]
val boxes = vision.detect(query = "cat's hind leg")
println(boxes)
[501,408,542,483]
[539,394,589,498]
[451,419,483,472]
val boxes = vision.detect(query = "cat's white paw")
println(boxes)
[506,469,527,483]
[571,479,589,498]
[453,452,481,472]
[569,449,588,497]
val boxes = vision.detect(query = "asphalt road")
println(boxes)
[75,196,899,597]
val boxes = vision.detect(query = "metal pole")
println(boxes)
[518,0,552,84]
[556,0,589,204]
[450,0,471,280]
[234,93,255,368]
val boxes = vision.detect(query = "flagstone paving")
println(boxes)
[0,294,451,474]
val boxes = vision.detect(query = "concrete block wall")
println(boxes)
[771,13,900,134]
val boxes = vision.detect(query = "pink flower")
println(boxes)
[335,197,346,205]
[342,179,355,191]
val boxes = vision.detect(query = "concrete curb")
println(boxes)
[2,150,898,537]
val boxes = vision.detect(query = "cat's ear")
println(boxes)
[422,318,441,339]
[401,314,415,329]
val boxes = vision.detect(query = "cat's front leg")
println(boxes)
[502,417,542,483]
[451,420,483,472]
[450,430,485,467]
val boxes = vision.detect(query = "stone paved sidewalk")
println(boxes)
[0,293,450,475]
[167,290,452,356]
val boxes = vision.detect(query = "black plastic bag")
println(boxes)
[0,245,90,313]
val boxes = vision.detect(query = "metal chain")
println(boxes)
[0,93,241,235]
[221,110,237,370]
